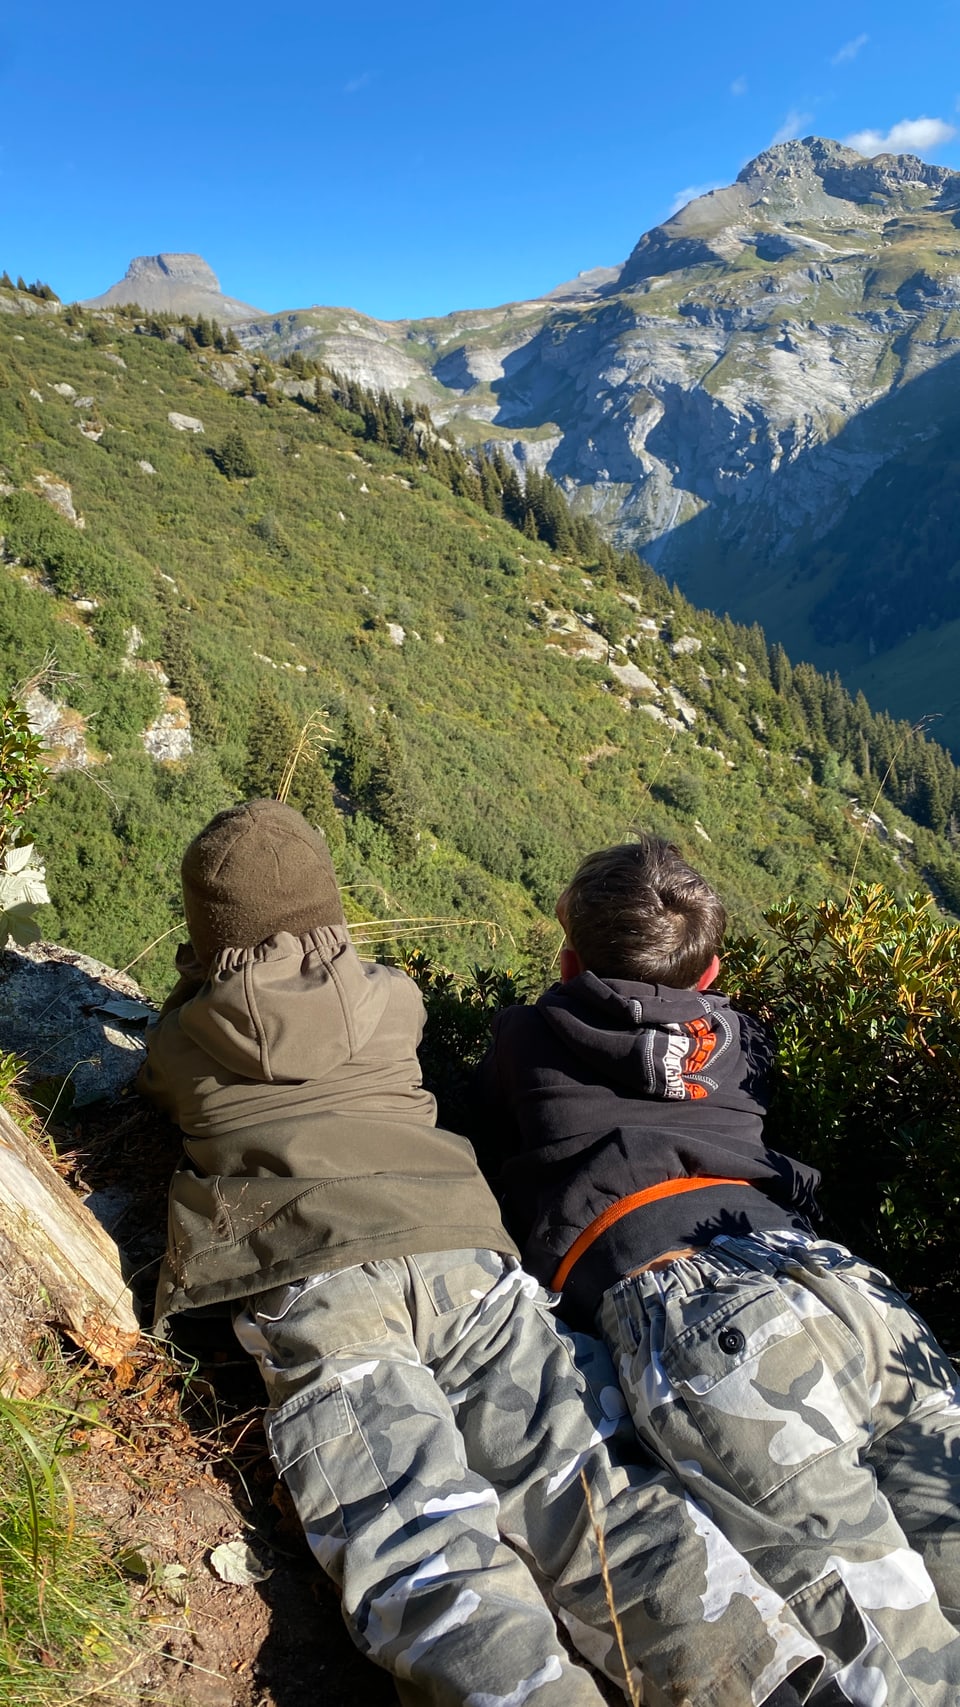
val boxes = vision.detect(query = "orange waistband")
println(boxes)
[551,1176,752,1292]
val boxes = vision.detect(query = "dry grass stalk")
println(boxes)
[845,715,936,903]
[579,1468,642,1707]
[276,711,332,806]
[349,914,512,951]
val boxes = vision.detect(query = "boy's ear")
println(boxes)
[696,954,720,992]
[560,944,583,984]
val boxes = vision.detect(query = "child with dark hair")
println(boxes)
[139,802,826,1707]
[480,836,960,1707]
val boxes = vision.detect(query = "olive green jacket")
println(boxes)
[139,925,516,1331]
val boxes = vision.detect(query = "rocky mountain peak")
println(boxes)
[738,135,960,206]
[126,253,219,287]
[84,253,264,321]
[618,135,960,288]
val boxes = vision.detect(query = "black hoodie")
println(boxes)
[478,973,820,1330]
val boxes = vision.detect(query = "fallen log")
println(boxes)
[0,1101,139,1374]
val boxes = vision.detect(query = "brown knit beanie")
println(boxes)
[181,798,345,969]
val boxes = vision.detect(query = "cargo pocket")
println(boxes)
[788,1568,869,1674]
[410,1249,506,1316]
[255,1265,389,1358]
[266,1375,389,1576]
[659,1279,862,1505]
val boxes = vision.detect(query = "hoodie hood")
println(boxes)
[537,972,765,1110]
[180,924,397,1083]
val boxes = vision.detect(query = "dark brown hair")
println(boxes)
[559,838,726,987]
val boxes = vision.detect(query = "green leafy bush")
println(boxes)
[723,886,960,1293]
[0,699,49,945]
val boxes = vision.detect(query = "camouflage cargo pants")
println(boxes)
[598,1229,960,1706]
[235,1249,825,1706]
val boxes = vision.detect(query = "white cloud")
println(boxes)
[668,182,723,215]
[730,75,748,97]
[770,109,814,146]
[844,116,957,156]
[831,33,868,66]
[344,71,373,95]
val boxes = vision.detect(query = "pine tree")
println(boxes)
[245,689,300,799]
[216,429,258,481]
[333,708,376,805]
[162,611,224,747]
[364,723,421,862]
[290,752,345,855]
[768,642,792,696]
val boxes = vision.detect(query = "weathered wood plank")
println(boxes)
[0,1103,139,1370]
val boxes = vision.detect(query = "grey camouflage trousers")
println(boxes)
[235,1249,825,1707]
[598,1229,960,1707]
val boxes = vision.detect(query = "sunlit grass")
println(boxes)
[0,1391,132,1706]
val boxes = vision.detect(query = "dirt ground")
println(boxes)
[71,1351,398,1707]
[51,1092,400,1707]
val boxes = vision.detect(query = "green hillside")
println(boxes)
[2,288,960,1000]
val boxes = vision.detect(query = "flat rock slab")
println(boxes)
[0,941,155,1105]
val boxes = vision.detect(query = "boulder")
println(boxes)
[0,942,153,1106]
[33,473,82,526]
[167,411,204,434]
[608,662,658,695]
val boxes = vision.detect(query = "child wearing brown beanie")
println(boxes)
[139,799,825,1707]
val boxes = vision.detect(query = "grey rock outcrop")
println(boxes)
[142,698,192,762]
[32,474,82,527]
[25,689,94,772]
[0,942,153,1105]
[608,662,658,694]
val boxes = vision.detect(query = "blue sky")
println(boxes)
[5,0,960,319]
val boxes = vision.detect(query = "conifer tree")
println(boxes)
[162,611,224,747]
[333,708,376,806]
[216,429,258,481]
[245,688,300,800]
[364,722,421,862]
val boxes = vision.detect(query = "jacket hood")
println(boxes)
[178,924,401,1083]
[538,972,758,1105]
[142,923,439,1140]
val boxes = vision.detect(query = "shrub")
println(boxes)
[723,886,960,1292]
[0,699,46,853]
[215,429,258,481]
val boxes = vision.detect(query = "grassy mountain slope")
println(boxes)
[201,140,960,754]
[1,293,959,1000]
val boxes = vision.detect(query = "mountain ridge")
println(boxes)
[70,136,960,750]
[3,288,960,1005]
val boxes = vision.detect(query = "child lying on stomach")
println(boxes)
[480,836,960,1707]
[140,800,824,1707]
